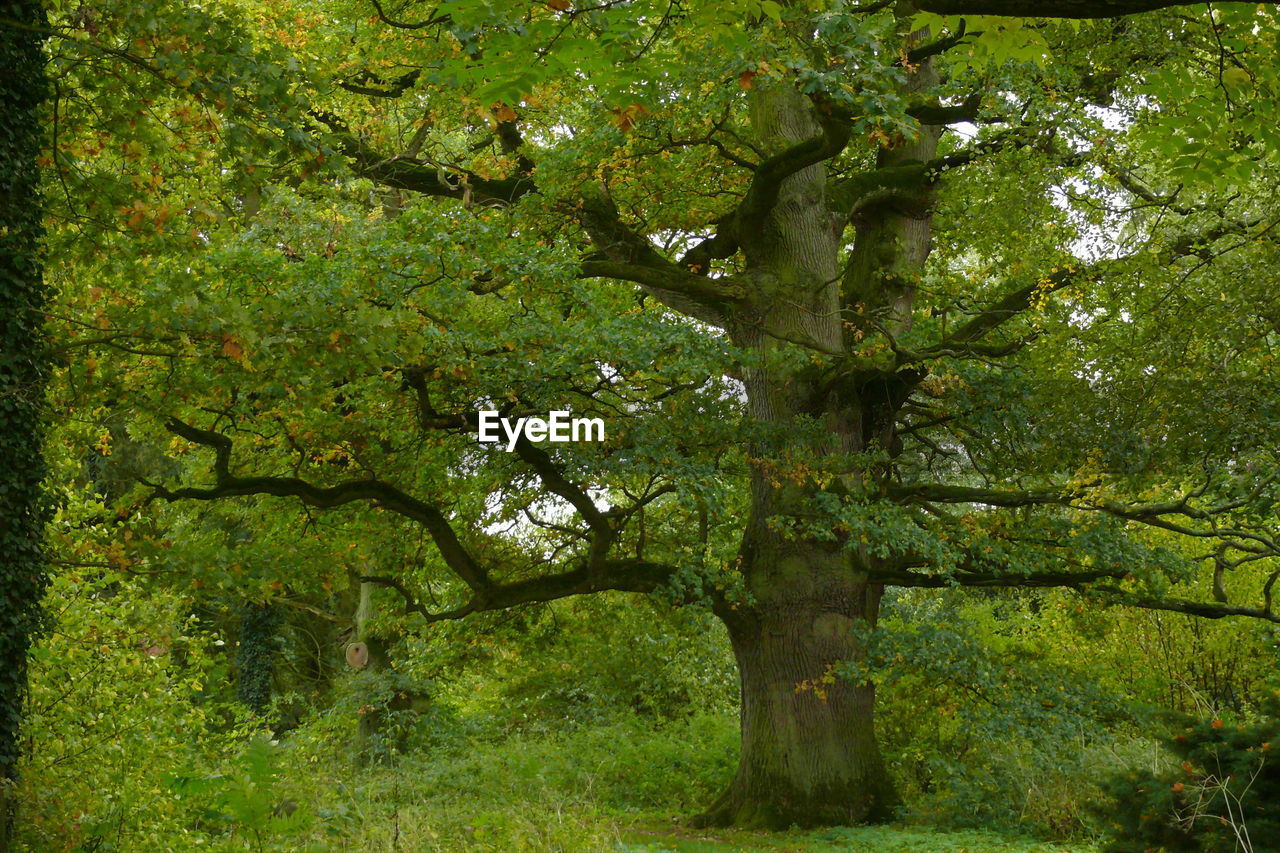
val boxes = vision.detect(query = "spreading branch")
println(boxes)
[907,19,971,64]
[312,110,533,204]
[577,191,746,320]
[578,260,745,304]
[916,1,1278,18]
[154,418,491,592]
[909,264,1093,359]
[338,68,420,99]
[890,480,1280,555]
[511,435,617,567]
[362,559,679,623]
[366,0,450,29]
[906,92,983,126]
[153,419,693,623]
[869,566,1127,588]
[1085,586,1280,624]
[830,162,933,222]
[679,212,741,274]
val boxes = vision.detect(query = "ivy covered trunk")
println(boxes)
[0,2,50,847]
[236,602,279,714]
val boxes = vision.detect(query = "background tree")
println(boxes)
[0,2,50,847]
[36,0,1280,832]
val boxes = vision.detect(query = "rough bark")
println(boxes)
[698,548,896,828]
[352,579,426,764]
[353,579,390,764]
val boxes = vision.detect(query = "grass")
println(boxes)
[260,714,1102,852]
[620,822,1097,853]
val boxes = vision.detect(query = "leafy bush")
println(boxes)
[172,735,319,852]
[17,568,246,852]
[496,598,737,726]
[418,595,738,731]
[862,589,1139,838]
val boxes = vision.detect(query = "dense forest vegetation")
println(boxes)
[3,0,1280,850]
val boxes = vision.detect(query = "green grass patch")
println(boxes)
[620,822,1098,853]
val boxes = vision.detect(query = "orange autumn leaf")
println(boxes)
[610,103,649,132]
[221,333,244,361]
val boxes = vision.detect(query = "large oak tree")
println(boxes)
[44,0,1280,829]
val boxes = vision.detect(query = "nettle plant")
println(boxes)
[48,0,1280,829]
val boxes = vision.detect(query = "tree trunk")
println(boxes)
[353,579,390,764]
[0,3,50,849]
[351,579,427,764]
[235,601,278,714]
[700,17,941,819]
[697,543,898,828]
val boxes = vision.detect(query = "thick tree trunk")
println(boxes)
[697,544,898,829]
[699,19,941,819]
[351,579,427,764]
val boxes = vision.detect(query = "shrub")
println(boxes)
[861,589,1136,839]
[1097,692,1280,853]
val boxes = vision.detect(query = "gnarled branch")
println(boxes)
[912,264,1094,357]
[735,104,852,239]
[155,418,492,593]
[1086,586,1280,624]
[869,566,1127,588]
[361,559,680,623]
[312,110,533,205]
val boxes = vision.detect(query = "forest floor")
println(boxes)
[619,821,1097,852]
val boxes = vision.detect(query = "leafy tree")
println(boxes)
[41,0,1280,831]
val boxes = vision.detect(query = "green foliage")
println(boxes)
[17,566,241,850]
[24,0,1280,843]
[854,585,1279,841]
[172,734,319,852]
[1097,692,1280,853]
[852,589,1136,837]
[342,665,454,764]
[479,597,738,728]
